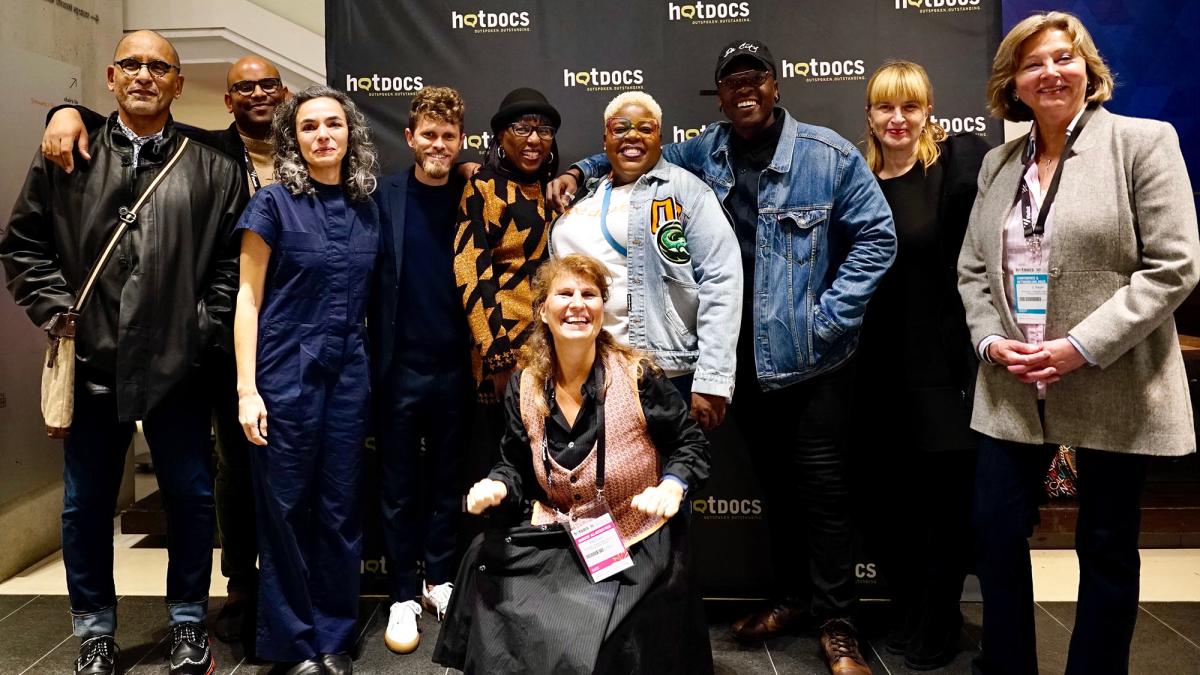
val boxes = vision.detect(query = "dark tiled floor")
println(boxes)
[1,595,1197,673]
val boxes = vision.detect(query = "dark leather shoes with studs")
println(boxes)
[75,635,119,675]
[320,652,353,675]
[169,622,214,675]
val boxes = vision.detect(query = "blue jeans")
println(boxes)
[973,435,1148,675]
[64,373,214,638]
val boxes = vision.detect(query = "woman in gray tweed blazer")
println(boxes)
[957,11,1199,675]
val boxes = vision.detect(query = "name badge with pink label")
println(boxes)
[568,501,634,583]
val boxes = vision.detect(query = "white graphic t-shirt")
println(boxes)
[551,177,634,343]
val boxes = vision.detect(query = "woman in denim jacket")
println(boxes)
[550,91,742,430]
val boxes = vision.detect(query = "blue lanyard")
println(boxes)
[598,179,627,257]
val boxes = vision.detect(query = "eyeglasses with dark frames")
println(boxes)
[229,78,283,96]
[113,58,180,79]
[509,122,556,140]
[606,118,660,138]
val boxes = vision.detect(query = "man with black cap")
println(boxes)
[551,39,895,675]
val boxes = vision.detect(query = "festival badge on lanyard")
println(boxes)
[546,382,635,583]
[1013,268,1048,326]
[568,498,634,583]
[1012,106,1095,328]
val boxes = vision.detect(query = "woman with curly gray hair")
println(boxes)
[233,85,380,674]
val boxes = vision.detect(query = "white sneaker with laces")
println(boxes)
[384,600,421,654]
[422,581,454,621]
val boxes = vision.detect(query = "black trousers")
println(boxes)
[376,360,473,601]
[850,385,975,645]
[209,352,258,593]
[732,362,857,621]
[973,434,1148,675]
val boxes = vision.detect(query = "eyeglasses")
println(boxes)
[717,69,771,91]
[509,122,556,140]
[113,58,180,79]
[606,118,659,138]
[229,78,283,96]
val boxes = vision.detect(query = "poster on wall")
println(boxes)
[0,44,84,502]
[328,0,1003,597]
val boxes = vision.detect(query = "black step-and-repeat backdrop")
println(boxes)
[328,0,1002,597]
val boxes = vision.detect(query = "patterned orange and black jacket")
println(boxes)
[454,164,550,403]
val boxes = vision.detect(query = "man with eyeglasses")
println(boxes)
[549,90,741,432]
[43,55,289,193]
[40,54,292,650]
[1,30,248,675]
[549,40,895,675]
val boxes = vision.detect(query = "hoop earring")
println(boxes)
[498,147,506,159]
[547,151,555,164]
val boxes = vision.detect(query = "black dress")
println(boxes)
[850,133,991,662]
[432,358,713,674]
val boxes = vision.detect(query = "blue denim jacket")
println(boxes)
[575,109,896,389]
[550,157,743,399]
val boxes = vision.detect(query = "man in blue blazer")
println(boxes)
[369,87,473,658]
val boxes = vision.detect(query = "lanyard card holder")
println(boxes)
[566,493,634,583]
[1013,267,1049,326]
[545,375,633,583]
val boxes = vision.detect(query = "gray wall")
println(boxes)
[0,0,123,582]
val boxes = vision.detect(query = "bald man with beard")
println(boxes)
[41,54,292,650]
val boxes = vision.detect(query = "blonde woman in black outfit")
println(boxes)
[852,60,990,671]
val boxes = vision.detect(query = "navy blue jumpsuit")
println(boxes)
[236,181,378,661]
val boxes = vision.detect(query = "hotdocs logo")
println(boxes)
[451,9,532,33]
[360,556,389,575]
[779,57,867,83]
[667,1,751,24]
[691,495,764,520]
[932,113,988,135]
[344,73,424,97]
[562,66,645,92]
[672,122,710,143]
[894,0,982,13]
[462,129,494,155]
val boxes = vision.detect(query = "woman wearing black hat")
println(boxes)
[453,87,562,420]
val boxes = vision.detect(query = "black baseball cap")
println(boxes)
[714,39,776,83]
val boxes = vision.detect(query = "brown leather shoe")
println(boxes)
[819,619,872,675]
[731,602,810,641]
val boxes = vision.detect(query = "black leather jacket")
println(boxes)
[1,114,248,420]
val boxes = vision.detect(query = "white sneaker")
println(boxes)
[421,581,454,621]
[384,600,421,654]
